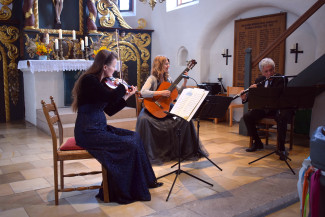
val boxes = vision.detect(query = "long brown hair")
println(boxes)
[151,55,169,81]
[71,49,118,112]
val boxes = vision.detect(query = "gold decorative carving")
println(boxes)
[24,34,39,58]
[25,8,33,18]
[89,12,96,22]
[33,0,84,35]
[92,31,151,88]
[97,0,131,29]
[99,11,115,28]
[137,18,147,29]
[0,25,19,121]
[97,0,110,16]
[0,5,12,20]
[0,0,14,5]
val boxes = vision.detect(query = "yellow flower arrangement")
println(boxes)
[93,46,110,56]
[35,42,52,56]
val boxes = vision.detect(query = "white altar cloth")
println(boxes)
[18,59,93,73]
[18,60,93,125]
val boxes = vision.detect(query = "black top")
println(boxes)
[78,74,127,116]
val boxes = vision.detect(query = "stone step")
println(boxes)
[37,106,137,137]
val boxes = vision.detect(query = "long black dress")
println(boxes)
[136,108,205,165]
[74,74,156,204]
[136,75,208,165]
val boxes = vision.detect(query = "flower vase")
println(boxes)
[38,55,47,60]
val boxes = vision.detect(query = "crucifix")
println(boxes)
[221,49,232,65]
[290,43,303,63]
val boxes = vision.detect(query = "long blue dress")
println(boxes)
[74,74,157,204]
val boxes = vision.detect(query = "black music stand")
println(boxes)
[247,87,317,175]
[157,112,213,201]
[194,95,233,169]
[171,95,233,170]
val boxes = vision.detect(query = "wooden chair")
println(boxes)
[41,96,109,205]
[249,115,295,150]
[227,86,244,127]
[135,91,144,117]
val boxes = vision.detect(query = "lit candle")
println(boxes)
[59,29,62,39]
[85,36,88,47]
[72,30,76,40]
[219,73,222,79]
[45,33,49,45]
[55,39,59,50]
[81,39,84,51]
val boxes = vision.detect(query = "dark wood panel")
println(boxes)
[233,13,286,87]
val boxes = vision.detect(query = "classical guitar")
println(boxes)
[143,59,197,118]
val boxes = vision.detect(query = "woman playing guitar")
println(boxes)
[135,55,208,165]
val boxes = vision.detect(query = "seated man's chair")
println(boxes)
[41,96,109,205]
[249,115,295,150]
[227,86,244,127]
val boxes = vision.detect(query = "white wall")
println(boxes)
[124,0,325,135]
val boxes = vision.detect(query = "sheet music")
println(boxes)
[170,88,209,121]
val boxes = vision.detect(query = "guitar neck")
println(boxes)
[167,68,189,91]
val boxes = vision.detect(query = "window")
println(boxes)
[117,0,133,12]
[167,0,198,12]
[177,0,195,6]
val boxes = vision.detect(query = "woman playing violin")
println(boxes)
[71,49,162,204]
[136,55,208,165]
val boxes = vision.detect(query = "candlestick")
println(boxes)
[59,39,64,60]
[59,29,62,39]
[55,39,59,50]
[72,30,76,40]
[54,49,59,60]
[85,36,88,47]
[85,47,89,60]
[81,39,84,51]
[45,33,49,45]
[71,39,78,59]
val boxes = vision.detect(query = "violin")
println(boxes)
[104,77,133,92]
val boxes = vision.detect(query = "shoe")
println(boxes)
[246,142,264,152]
[149,181,163,189]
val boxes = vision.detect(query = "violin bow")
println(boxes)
[115,29,123,81]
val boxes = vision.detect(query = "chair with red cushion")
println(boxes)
[41,96,109,205]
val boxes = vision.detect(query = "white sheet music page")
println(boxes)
[170,88,209,121]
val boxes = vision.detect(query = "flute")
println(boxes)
[232,76,270,100]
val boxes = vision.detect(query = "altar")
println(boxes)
[18,60,93,125]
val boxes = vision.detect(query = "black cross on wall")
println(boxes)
[290,43,304,63]
[221,49,232,65]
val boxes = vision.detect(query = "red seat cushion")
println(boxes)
[60,137,84,151]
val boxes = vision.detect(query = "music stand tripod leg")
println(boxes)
[157,117,213,201]
[170,118,223,171]
[248,151,277,164]
[197,118,222,171]
[277,151,295,175]
[248,150,295,175]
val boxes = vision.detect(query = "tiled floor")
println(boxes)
[0,120,309,217]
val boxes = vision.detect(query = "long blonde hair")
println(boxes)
[151,55,169,81]
[71,50,118,112]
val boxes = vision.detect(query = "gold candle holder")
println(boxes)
[85,46,89,60]
[59,39,65,60]
[71,39,78,59]
[54,49,60,60]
